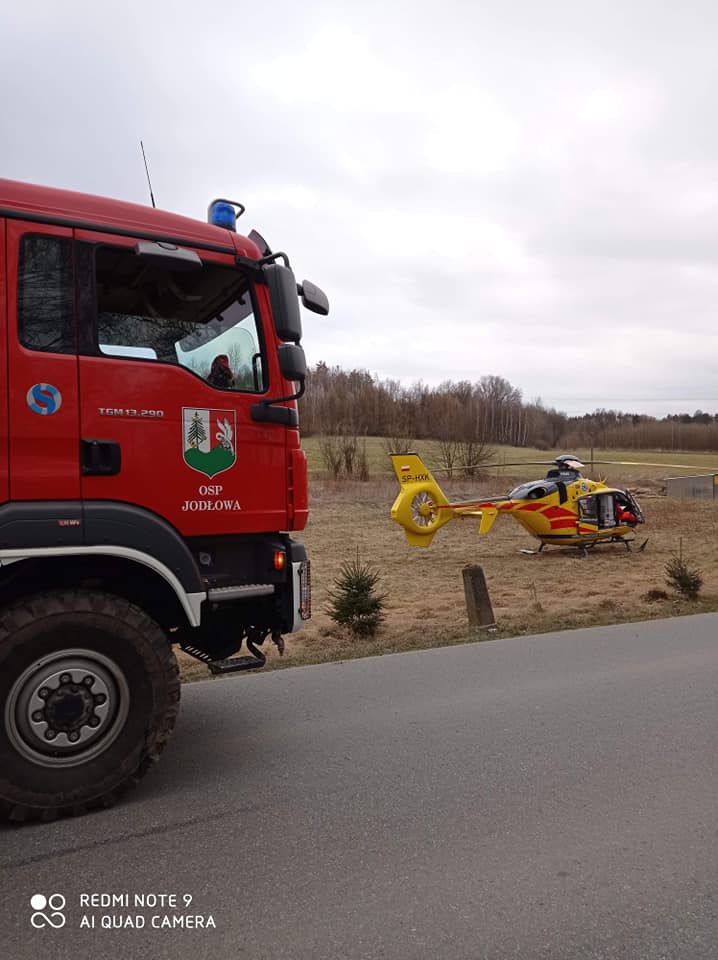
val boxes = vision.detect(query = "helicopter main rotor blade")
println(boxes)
[473,458,718,472]
[417,460,549,476]
[586,459,718,471]
[391,454,718,478]
[465,460,565,469]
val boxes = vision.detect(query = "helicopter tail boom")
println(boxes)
[390,453,503,546]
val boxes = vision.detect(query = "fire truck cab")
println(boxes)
[0,179,327,822]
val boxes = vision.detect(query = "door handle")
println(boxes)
[81,439,122,476]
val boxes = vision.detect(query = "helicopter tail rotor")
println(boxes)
[390,453,454,547]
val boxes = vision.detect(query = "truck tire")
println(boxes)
[0,591,180,823]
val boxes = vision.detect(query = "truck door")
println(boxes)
[5,224,80,501]
[0,220,8,505]
[74,231,287,534]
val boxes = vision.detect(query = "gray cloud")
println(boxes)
[3,0,718,416]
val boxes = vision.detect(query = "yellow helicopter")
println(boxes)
[390,453,645,553]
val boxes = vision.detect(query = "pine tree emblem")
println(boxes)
[182,407,237,478]
[187,411,207,449]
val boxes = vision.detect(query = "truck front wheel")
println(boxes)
[0,591,180,823]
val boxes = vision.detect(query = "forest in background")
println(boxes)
[298,362,718,452]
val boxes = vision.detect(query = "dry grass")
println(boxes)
[178,451,718,681]
[301,436,718,487]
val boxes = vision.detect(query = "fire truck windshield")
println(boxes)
[94,245,266,392]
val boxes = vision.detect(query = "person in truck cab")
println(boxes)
[208,354,234,389]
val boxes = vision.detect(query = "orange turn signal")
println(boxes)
[273,550,286,571]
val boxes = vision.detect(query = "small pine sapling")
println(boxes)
[664,555,703,600]
[327,552,386,637]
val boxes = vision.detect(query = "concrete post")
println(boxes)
[462,564,496,629]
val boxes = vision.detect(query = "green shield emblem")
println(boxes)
[182,407,237,478]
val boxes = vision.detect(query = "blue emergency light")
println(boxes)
[207,197,245,231]
[208,201,236,230]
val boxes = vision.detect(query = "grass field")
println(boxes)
[178,441,718,681]
[302,436,718,484]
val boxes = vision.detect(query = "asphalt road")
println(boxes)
[1,614,717,960]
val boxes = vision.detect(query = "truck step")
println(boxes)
[207,654,266,675]
[207,584,275,602]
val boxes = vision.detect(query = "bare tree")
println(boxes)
[340,433,359,476]
[318,434,344,478]
[357,440,370,481]
[458,439,496,479]
[437,438,460,478]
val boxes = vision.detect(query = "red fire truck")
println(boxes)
[0,179,327,822]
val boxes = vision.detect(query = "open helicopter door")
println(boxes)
[597,494,619,528]
[623,491,644,523]
[577,496,599,536]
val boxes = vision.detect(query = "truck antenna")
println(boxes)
[140,139,156,208]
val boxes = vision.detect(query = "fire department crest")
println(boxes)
[182,407,236,478]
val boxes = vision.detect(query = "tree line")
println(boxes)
[299,362,718,452]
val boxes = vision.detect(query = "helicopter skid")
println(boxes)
[535,532,636,553]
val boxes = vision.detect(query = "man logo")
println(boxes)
[30,893,66,929]
[26,383,63,416]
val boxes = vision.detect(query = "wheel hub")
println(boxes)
[5,650,130,767]
[43,676,99,732]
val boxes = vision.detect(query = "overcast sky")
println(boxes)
[3,1,718,417]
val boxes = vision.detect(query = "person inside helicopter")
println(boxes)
[614,495,637,526]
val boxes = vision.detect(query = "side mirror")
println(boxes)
[298,279,329,316]
[264,263,302,342]
[134,241,202,272]
[278,343,307,382]
[250,343,306,426]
